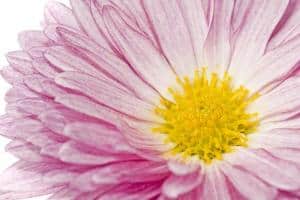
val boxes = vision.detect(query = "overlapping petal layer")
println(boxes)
[1,0,300,199]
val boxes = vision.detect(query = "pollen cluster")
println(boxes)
[153,68,259,164]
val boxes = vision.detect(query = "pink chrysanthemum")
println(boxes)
[1,0,300,199]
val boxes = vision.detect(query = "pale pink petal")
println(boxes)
[103,6,177,100]
[57,27,159,104]
[260,115,300,130]
[97,183,161,200]
[267,148,300,166]
[203,0,234,74]
[1,66,24,84]
[92,161,169,184]
[268,1,300,49]
[0,161,62,196]
[70,0,111,50]
[202,166,231,200]
[178,0,209,67]
[70,169,112,192]
[55,94,120,125]
[117,120,172,154]
[47,188,81,200]
[55,72,158,122]
[6,51,35,75]
[220,162,277,200]
[2,118,44,139]
[5,140,52,162]
[32,58,59,79]
[245,36,300,93]
[18,31,51,51]
[229,0,289,86]
[4,85,39,103]
[23,75,49,94]
[39,109,69,134]
[64,122,134,154]
[89,0,116,49]
[162,172,202,199]
[249,76,300,120]
[167,160,200,176]
[15,98,56,116]
[2,0,300,199]
[58,141,137,165]
[43,169,78,185]
[142,0,197,77]
[45,46,126,86]
[231,0,251,34]
[44,1,80,30]
[248,129,300,149]
[225,149,300,190]
[114,0,159,47]
[27,46,49,58]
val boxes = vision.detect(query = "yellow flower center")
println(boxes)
[153,68,259,164]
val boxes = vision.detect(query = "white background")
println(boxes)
[0,1,68,199]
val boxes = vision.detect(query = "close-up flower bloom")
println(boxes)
[1,0,300,199]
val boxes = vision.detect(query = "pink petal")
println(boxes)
[55,72,157,122]
[6,51,35,75]
[162,172,202,199]
[4,85,39,103]
[117,120,172,154]
[249,129,300,149]
[43,169,78,185]
[15,98,56,116]
[203,0,234,74]
[268,1,300,49]
[92,161,169,184]
[47,188,81,200]
[276,192,300,200]
[44,1,80,30]
[220,162,277,200]
[32,58,59,79]
[202,166,231,200]
[27,131,65,150]
[5,140,52,162]
[45,46,121,82]
[3,118,44,139]
[64,122,133,153]
[245,36,300,93]
[23,74,49,94]
[97,183,161,200]
[267,148,300,166]
[57,27,159,104]
[103,6,177,100]
[225,149,300,190]
[0,161,61,195]
[18,31,50,51]
[70,169,112,192]
[70,0,111,50]
[178,0,209,67]
[229,0,289,86]
[167,160,200,176]
[113,0,159,47]
[39,109,68,134]
[1,66,24,84]
[55,94,120,125]
[249,76,300,121]
[142,0,197,77]
[58,141,137,165]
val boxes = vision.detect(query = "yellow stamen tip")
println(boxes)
[153,68,259,164]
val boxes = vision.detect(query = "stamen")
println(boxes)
[153,68,259,164]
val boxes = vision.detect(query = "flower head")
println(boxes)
[1,0,300,199]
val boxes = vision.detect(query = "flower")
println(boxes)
[1,0,300,199]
